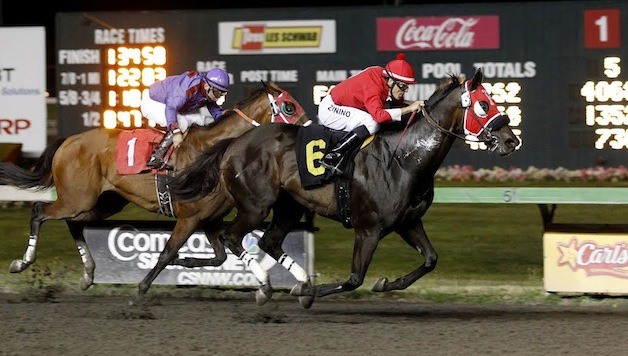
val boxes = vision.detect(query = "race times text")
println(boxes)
[580,56,628,149]
[102,45,167,129]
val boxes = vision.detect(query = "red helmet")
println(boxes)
[383,53,416,84]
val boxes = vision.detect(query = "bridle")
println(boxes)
[421,80,502,150]
[233,89,310,127]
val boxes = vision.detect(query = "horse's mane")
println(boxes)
[424,73,461,112]
[380,74,461,133]
[188,82,271,133]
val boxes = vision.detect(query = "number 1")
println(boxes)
[595,15,608,42]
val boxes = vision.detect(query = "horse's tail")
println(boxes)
[169,137,235,201]
[0,138,66,190]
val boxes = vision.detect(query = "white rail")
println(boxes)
[0,186,57,201]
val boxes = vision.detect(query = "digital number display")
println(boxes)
[102,46,167,129]
[580,57,628,149]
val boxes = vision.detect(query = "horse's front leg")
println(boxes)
[171,218,227,268]
[372,219,438,292]
[292,229,379,298]
[136,217,200,299]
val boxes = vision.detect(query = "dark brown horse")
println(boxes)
[169,69,520,307]
[0,81,310,291]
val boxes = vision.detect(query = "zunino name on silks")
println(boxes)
[327,104,351,117]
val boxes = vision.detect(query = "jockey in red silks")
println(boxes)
[317,53,424,174]
[140,68,230,169]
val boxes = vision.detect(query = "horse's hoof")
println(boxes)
[129,296,144,307]
[290,283,304,296]
[255,284,273,306]
[298,296,315,309]
[371,277,388,292]
[79,275,93,291]
[8,260,27,273]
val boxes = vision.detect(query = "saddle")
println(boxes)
[116,129,175,175]
[116,128,177,217]
[295,125,373,228]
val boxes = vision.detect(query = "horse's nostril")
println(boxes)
[506,138,518,148]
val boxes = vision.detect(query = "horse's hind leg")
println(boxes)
[9,201,50,273]
[67,195,129,290]
[372,220,438,292]
[222,208,273,306]
[259,196,313,308]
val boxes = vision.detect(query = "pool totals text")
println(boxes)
[580,57,628,150]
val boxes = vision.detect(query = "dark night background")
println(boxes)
[0,0,549,95]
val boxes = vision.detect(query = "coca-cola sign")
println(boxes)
[377,16,500,51]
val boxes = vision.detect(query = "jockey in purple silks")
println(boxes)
[141,68,230,169]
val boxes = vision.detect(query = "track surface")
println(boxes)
[0,291,626,356]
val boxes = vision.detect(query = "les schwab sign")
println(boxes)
[0,27,47,158]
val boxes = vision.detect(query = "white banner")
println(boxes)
[84,224,315,288]
[0,27,46,157]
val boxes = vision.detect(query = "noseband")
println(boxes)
[421,83,502,150]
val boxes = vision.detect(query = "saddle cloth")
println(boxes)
[295,124,372,189]
[116,129,173,175]
[296,125,341,189]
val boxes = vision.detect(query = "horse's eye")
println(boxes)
[473,101,489,117]
[282,102,296,116]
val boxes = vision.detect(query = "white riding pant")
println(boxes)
[141,91,213,133]
[317,95,379,134]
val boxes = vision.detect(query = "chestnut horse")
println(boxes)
[0,81,310,291]
[169,70,520,307]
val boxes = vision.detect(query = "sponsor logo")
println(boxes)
[219,20,336,55]
[377,16,500,51]
[234,25,321,50]
[105,227,278,270]
[557,237,628,278]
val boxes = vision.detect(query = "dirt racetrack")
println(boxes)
[0,289,627,356]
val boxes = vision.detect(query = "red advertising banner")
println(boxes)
[377,16,500,51]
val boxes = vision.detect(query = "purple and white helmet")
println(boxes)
[204,68,229,92]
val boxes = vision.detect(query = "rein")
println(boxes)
[233,107,261,127]
[387,109,417,168]
[421,107,468,142]
[231,91,282,127]
[422,106,496,149]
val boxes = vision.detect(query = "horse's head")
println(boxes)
[424,69,519,156]
[264,81,311,125]
[230,81,311,126]
[461,69,519,156]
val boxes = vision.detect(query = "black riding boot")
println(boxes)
[146,131,175,169]
[321,125,371,174]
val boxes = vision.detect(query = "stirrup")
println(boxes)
[146,159,173,171]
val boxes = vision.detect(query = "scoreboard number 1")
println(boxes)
[584,9,621,48]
